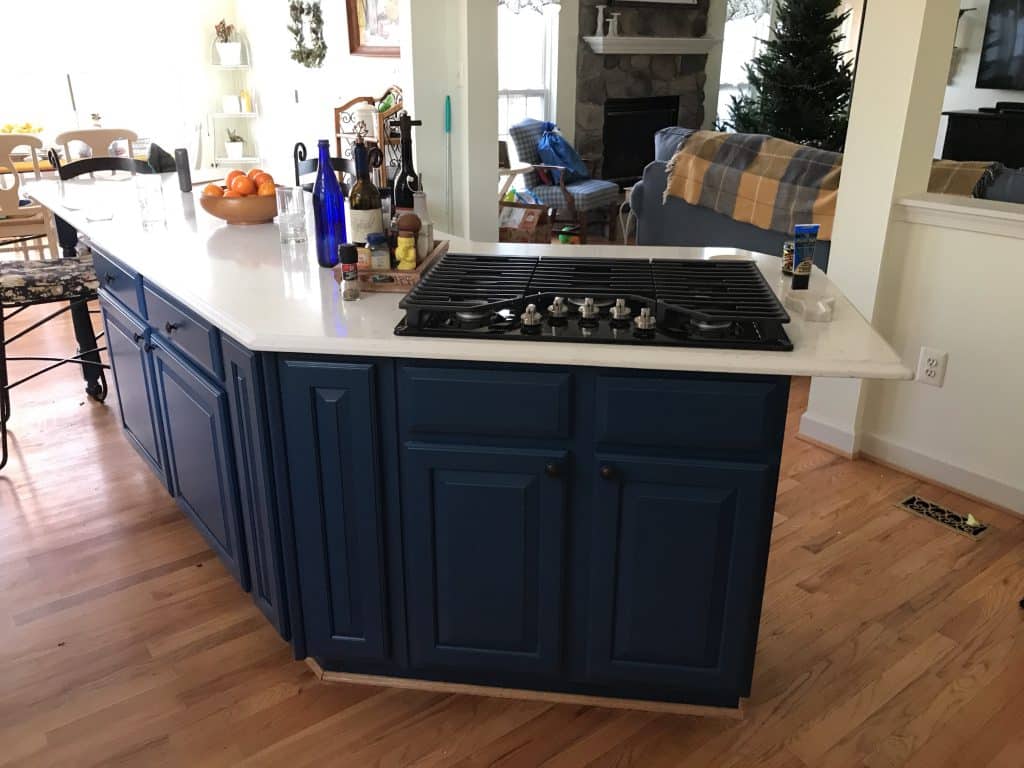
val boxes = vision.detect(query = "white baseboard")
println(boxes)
[858,433,1024,516]
[798,412,859,457]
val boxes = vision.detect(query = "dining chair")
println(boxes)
[0,152,154,470]
[55,128,139,164]
[293,142,357,194]
[0,134,58,260]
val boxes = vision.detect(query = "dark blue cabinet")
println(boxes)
[278,359,390,662]
[98,292,165,482]
[151,338,247,586]
[584,454,773,702]
[402,443,568,678]
[222,338,288,637]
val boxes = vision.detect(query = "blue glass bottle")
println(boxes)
[312,139,347,268]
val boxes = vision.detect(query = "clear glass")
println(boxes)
[135,174,165,225]
[276,186,307,243]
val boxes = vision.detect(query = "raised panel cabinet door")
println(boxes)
[278,360,389,662]
[222,338,288,638]
[151,339,246,586]
[586,455,773,702]
[403,443,568,678]
[99,293,165,481]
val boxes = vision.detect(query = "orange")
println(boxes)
[202,184,224,197]
[231,176,257,196]
[225,170,244,186]
[252,172,273,187]
[223,189,242,198]
[247,168,265,180]
[257,181,276,197]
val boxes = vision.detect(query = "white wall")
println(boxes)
[859,213,1024,512]
[936,0,1024,156]
[237,0,403,183]
[555,0,580,142]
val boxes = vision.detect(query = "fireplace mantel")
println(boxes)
[583,35,720,55]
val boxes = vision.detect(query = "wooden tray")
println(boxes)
[335,240,448,293]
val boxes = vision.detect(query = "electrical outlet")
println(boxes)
[915,347,948,387]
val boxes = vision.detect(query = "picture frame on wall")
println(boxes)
[346,0,400,57]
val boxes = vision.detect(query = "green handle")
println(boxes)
[444,95,451,133]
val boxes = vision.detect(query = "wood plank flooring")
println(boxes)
[2,301,1022,767]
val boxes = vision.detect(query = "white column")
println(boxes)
[555,0,580,143]
[459,0,499,241]
[702,0,727,130]
[799,0,961,454]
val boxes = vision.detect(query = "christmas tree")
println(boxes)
[727,0,854,152]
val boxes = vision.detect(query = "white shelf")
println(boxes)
[212,112,259,118]
[583,35,720,55]
[214,156,263,165]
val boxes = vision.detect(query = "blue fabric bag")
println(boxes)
[537,122,590,185]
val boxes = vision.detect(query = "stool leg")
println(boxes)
[54,214,79,259]
[1,310,9,470]
[70,296,106,403]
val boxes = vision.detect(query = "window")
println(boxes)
[497,3,559,160]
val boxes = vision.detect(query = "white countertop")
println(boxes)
[26,175,910,379]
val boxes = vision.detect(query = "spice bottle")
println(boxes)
[339,244,360,300]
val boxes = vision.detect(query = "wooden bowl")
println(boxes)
[199,190,278,225]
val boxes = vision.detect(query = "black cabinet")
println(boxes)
[402,443,568,679]
[151,337,247,586]
[942,110,1024,169]
[278,359,391,662]
[584,455,773,703]
[99,292,165,482]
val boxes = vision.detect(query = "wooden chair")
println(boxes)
[0,153,153,469]
[55,128,138,162]
[0,134,58,260]
[292,142,357,195]
[508,118,621,244]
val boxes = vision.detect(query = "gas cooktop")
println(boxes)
[395,253,793,351]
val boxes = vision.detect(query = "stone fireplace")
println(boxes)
[574,0,709,180]
[603,95,680,184]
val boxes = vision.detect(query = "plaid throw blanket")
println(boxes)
[665,131,999,241]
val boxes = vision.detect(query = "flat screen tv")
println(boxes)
[977,0,1024,90]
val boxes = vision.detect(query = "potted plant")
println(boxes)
[225,128,245,160]
[215,19,241,66]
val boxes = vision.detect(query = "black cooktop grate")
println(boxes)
[652,259,790,321]
[401,253,538,309]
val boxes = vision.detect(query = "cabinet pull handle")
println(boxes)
[104,272,115,283]
[144,342,155,352]
[599,465,617,480]
[132,332,144,343]
[164,321,180,334]
[544,462,562,479]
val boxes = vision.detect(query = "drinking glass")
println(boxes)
[276,186,308,243]
[135,174,165,225]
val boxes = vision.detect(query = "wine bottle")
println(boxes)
[348,136,383,246]
[393,112,422,213]
[312,139,346,268]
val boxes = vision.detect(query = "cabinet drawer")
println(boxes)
[595,375,786,454]
[91,247,141,316]
[144,282,222,381]
[399,365,571,440]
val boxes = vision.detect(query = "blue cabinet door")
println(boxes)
[151,339,246,585]
[222,338,289,638]
[585,455,773,701]
[98,292,165,483]
[403,443,568,678]
[278,359,390,662]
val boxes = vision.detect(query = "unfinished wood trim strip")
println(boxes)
[304,658,745,719]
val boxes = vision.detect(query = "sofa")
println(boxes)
[631,127,1024,273]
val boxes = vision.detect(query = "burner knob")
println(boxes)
[579,297,599,321]
[610,298,632,322]
[520,303,543,327]
[547,296,568,319]
[633,307,656,331]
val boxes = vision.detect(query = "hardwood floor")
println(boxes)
[2,302,1022,767]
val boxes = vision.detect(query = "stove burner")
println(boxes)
[568,297,613,309]
[455,310,491,329]
[688,317,734,336]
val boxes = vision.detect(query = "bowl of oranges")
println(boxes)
[200,169,278,225]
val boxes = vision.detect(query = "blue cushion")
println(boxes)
[531,179,620,212]
[983,166,1024,204]
[654,126,696,162]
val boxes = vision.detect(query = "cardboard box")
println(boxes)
[499,202,552,244]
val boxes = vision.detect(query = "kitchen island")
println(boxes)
[28,176,909,713]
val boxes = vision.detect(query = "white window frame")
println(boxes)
[497,6,560,128]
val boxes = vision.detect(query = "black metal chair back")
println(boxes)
[48,149,155,180]
[293,142,356,194]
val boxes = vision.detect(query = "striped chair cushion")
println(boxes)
[531,179,620,212]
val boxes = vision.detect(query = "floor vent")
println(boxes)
[899,495,988,540]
